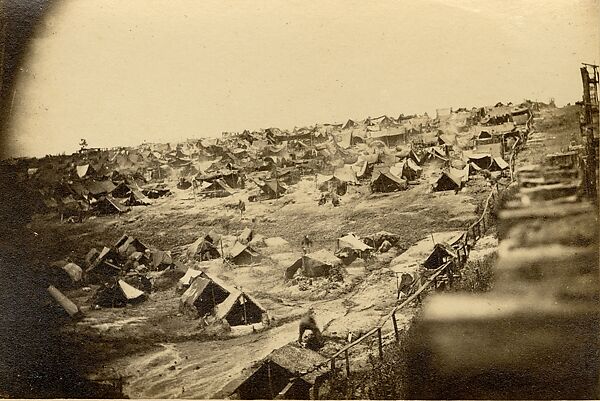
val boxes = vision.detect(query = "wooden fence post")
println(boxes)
[331,358,335,373]
[345,350,350,376]
[392,313,400,342]
[377,328,383,359]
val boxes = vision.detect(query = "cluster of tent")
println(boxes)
[45,233,182,317]
[8,101,532,219]
[178,268,268,327]
[84,234,180,307]
[285,231,397,280]
[185,227,262,266]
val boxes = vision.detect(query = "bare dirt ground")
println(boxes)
[30,159,492,398]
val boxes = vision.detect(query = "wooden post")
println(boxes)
[392,313,400,342]
[345,350,350,376]
[377,328,383,359]
[331,358,336,373]
[268,362,274,399]
[242,294,248,325]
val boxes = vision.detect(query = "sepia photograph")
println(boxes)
[0,0,598,399]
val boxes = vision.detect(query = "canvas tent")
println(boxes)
[227,242,260,265]
[187,234,220,261]
[180,274,267,326]
[370,170,407,193]
[402,158,423,181]
[115,234,148,257]
[434,167,468,192]
[285,249,342,279]
[336,233,373,263]
[257,179,287,199]
[201,179,234,198]
[95,195,128,214]
[489,156,509,171]
[76,164,94,178]
[215,290,268,326]
[337,233,372,252]
[93,279,145,307]
[180,276,229,317]
[178,268,204,290]
[465,152,492,170]
[224,343,329,399]
[423,242,457,269]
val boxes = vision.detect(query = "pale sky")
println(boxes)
[6,0,600,157]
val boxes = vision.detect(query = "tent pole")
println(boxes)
[211,285,216,309]
[242,294,248,325]
[268,362,274,399]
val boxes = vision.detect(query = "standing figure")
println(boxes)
[238,199,246,217]
[301,235,312,251]
[298,308,321,343]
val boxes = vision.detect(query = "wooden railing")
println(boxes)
[294,124,528,381]
[295,185,501,379]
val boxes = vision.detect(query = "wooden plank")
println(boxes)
[392,313,400,342]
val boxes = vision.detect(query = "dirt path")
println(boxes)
[102,293,350,399]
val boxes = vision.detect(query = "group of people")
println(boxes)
[318,192,340,207]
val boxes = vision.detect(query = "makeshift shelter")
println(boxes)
[201,179,234,198]
[149,250,173,270]
[225,343,329,399]
[75,164,95,179]
[180,276,229,317]
[215,290,268,326]
[111,182,134,198]
[285,249,341,279]
[318,175,347,196]
[336,233,373,263]
[93,279,145,307]
[187,235,220,261]
[96,195,128,214]
[115,234,148,257]
[337,234,372,253]
[126,189,150,206]
[370,170,407,193]
[434,167,468,192]
[86,246,121,277]
[257,179,287,199]
[363,231,400,249]
[85,180,117,197]
[177,268,203,290]
[423,242,457,269]
[465,152,493,170]
[402,158,423,181]
[489,156,509,172]
[227,242,260,265]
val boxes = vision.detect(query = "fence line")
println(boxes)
[296,131,527,381]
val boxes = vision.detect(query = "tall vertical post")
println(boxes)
[268,362,274,399]
[345,350,350,376]
[377,328,383,359]
[392,313,400,342]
